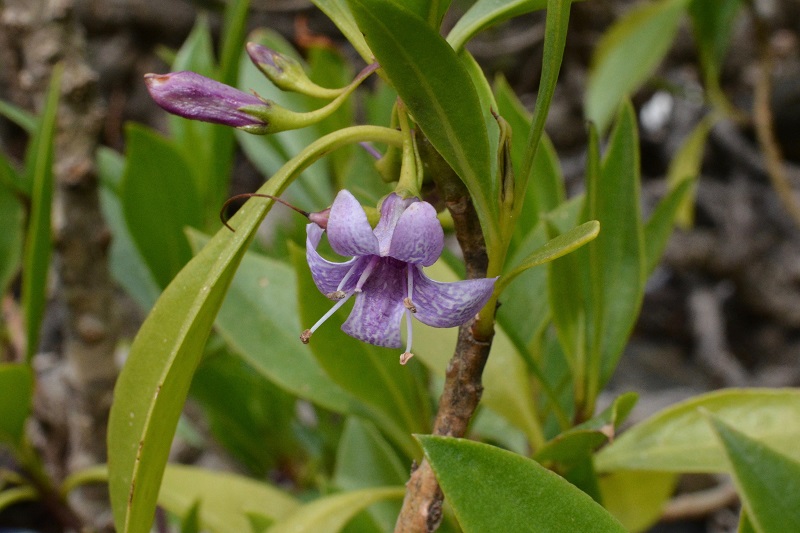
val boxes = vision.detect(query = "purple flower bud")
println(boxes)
[144,71,270,133]
[246,42,284,73]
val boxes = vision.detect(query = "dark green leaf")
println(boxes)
[688,0,742,109]
[596,389,800,473]
[586,0,691,132]
[120,124,203,288]
[348,0,498,247]
[420,436,626,532]
[707,413,800,533]
[21,64,60,363]
[219,0,250,85]
[0,364,34,449]
[0,176,24,296]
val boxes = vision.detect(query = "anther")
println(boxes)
[300,329,313,344]
[400,352,414,365]
[326,290,347,300]
[403,297,417,313]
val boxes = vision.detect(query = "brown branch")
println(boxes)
[394,138,495,532]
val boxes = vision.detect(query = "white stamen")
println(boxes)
[355,256,380,292]
[400,308,414,365]
[302,291,354,341]
[336,260,362,292]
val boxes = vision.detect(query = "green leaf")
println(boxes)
[107,125,403,533]
[0,99,36,133]
[289,242,425,456]
[348,0,498,247]
[534,392,637,466]
[21,64,61,363]
[643,179,693,276]
[265,487,405,533]
[707,414,800,533]
[599,471,678,533]
[420,436,626,532]
[197,233,359,416]
[0,176,24,296]
[739,510,758,533]
[160,464,299,533]
[665,114,715,228]
[0,364,34,449]
[120,124,203,288]
[218,0,251,85]
[0,486,38,512]
[447,0,547,52]
[333,418,407,531]
[498,220,599,294]
[310,0,373,63]
[595,388,800,473]
[586,0,691,132]
[593,102,645,384]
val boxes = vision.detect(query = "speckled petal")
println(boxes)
[327,190,379,257]
[373,193,415,255]
[306,223,365,295]
[388,201,444,266]
[411,267,497,328]
[341,259,406,348]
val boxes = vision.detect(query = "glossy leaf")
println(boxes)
[290,243,425,457]
[447,0,547,52]
[599,470,678,532]
[107,125,402,533]
[21,64,61,363]
[195,231,359,416]
[420,436,626,532]
[348,0,498,247]
[120,124,203,289]
[586,0,691,132]
[160,464,299,533]
[707,414,800,533]
[665,114,714,228]
[333,418,407,531]
[265,487,405,533]
[0,364,34,449]
[596,388,800,473]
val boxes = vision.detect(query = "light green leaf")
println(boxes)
[120,124,203,289]
[707,413,800,533]
[0,364,34,449]
[0,100,36,133]
[0,486,38,513]
[599,470,678,532]
[447,0,547,52]
[310,0,373,63]
[21,64,61,363]
[586,0,691,132]
[218,0,251,86]
[348,0,498,248]
[596,388,800,473]
[265,487,405,533]
[644,179,692,276]
[739,509,758,533]
[665,114,715,228]
[420,436,626,532]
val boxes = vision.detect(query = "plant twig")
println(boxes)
[394,138,495,532]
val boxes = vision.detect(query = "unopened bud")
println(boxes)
[308,208,330,229]
[247,42,343,100]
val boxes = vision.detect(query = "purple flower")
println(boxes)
[144,71,270,133]
[302,190,496,364]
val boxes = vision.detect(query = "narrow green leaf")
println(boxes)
[120,124,203,288]
[0,177,24,296]
[595,102,645,384]
[595,389,800,473]
[265,487,405,533]
[447,0,547,52]
[21,64,61,363]
[310,0,373,62]
[107,125,403,533]
[0,364,34,449]
[498,220,599,293]
[219,0,250,85]
[644,179,692,276]
[665,114,715,228]
[739,510,758,533]
[599,471,678,533]
[0,486,38,512]
[420,436,626,532]
[707,414,800,533]
[348,0,498,247]
[0,100,36,133]
[180,500,201,533]
[289,242,425,456]
[586,0,691,132]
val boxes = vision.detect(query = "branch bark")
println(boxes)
[394,139,496,532]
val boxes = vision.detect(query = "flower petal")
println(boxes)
[388,201,444,266]
[327,190,379,257]
[341,259,406,348]
[373,193,414,255]
[411,267,496,328]
[306,224,364,295]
